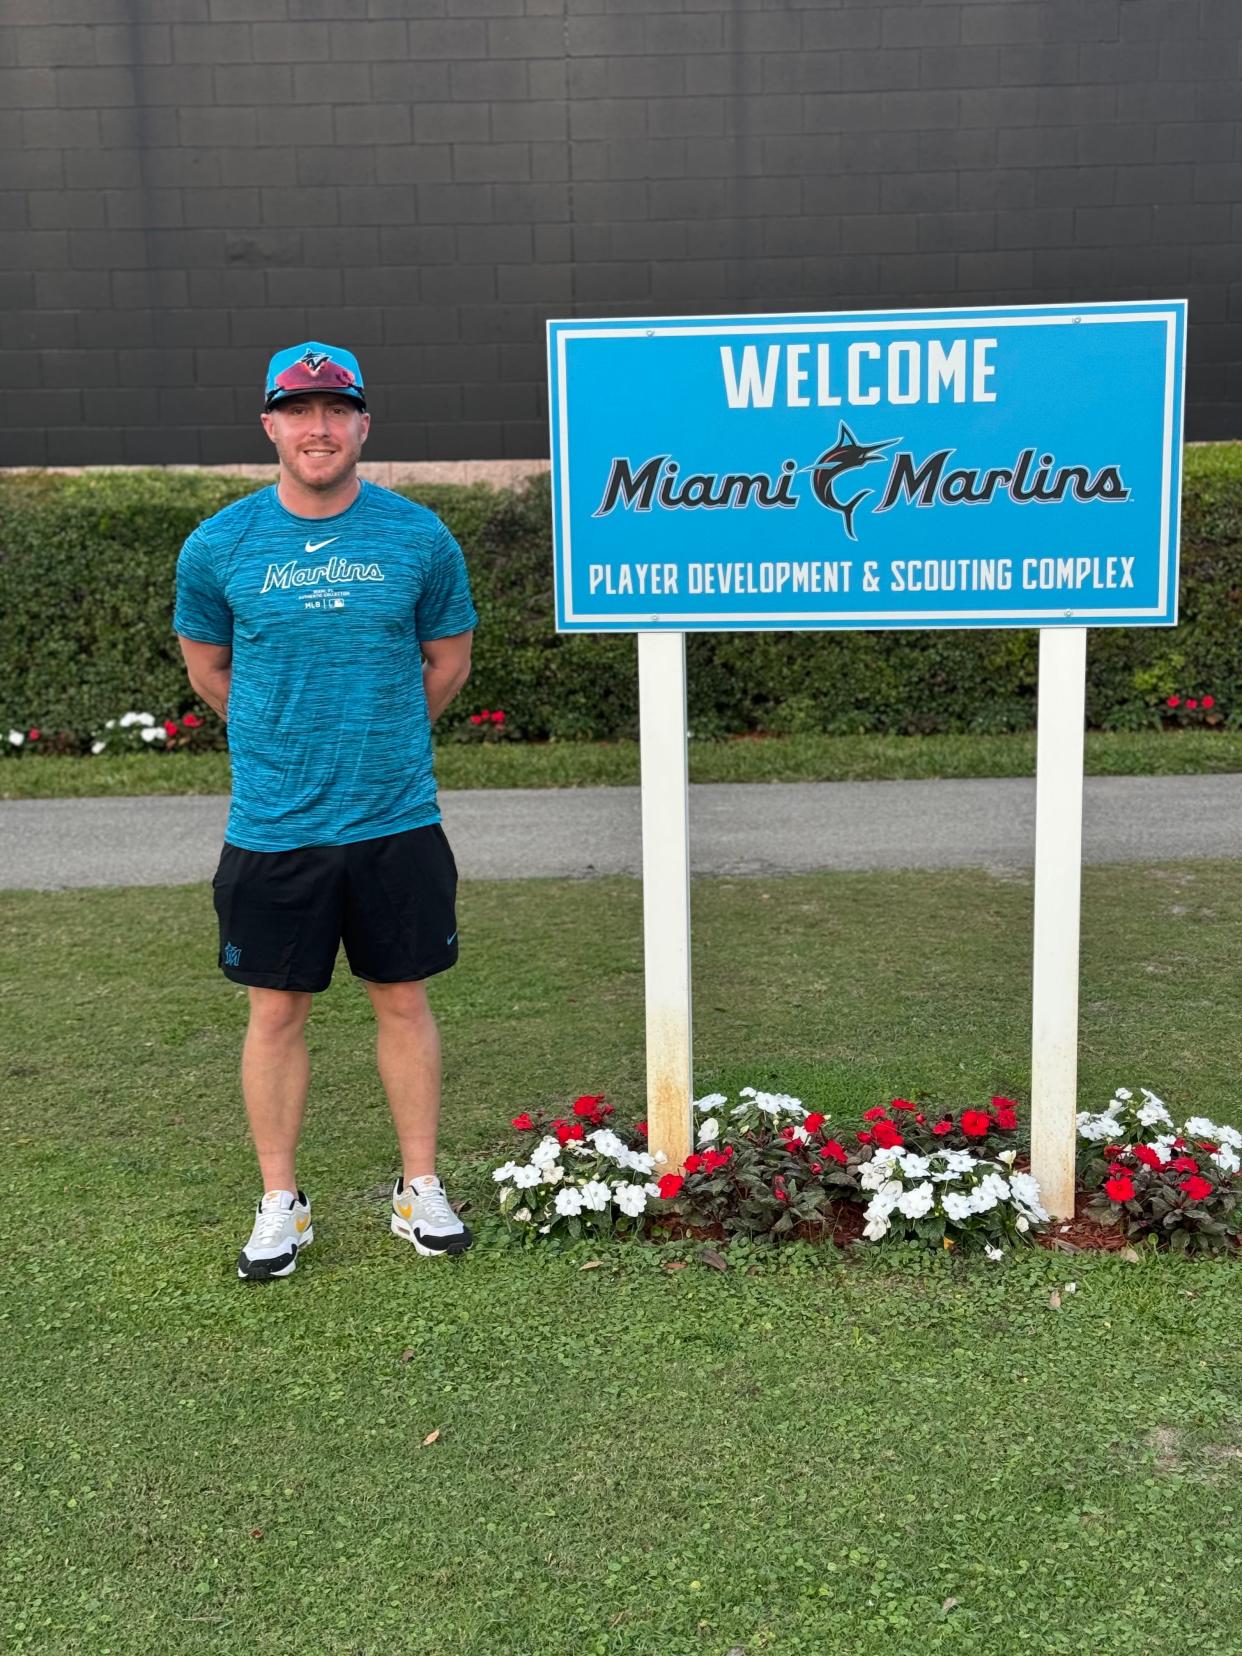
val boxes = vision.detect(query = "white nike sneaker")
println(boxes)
[237,1189,313,1280]
[391,1175,472,1257]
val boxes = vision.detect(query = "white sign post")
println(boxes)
[638,632,694,1170]
[1029,626,1089,1218]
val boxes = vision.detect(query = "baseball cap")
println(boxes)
[264,341,366,409]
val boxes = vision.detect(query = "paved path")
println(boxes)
[1,775,1238,889]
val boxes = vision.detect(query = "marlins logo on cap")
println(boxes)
[264,342,366,409]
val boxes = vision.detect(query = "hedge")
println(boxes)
[2,446,1240,746]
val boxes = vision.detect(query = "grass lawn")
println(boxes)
[3,728,1242,799]
[3,864,1242,1654]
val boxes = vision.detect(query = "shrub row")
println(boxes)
[2,447,1240,745]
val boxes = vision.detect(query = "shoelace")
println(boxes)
[411,1184,457,1228]
[251,1201,294,1247]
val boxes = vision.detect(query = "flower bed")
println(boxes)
[488,1084,1242,1257]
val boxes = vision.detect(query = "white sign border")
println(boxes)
[550,302,1185,632]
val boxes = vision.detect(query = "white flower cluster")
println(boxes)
[7,729,25,747]
[702,1085,818,1141]
[91,712,166,755]
[858,1145,1048,1245]
[492,1128,660,1231]
[1077,1088,1242,1176]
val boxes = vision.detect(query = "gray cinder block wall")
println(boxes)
[0,0,1239,465]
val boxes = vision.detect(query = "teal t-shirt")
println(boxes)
[173,481,477,852]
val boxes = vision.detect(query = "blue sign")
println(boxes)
[547,302,1186,632]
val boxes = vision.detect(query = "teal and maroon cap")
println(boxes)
[264,342,366,409]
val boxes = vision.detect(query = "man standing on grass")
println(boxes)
[174,342,477,1280]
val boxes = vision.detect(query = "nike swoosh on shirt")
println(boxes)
[304,536,339,553]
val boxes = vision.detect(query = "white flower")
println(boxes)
[867,1178,904,1219]
[1141,1139,1171,1165]
[1183,1116,1219,1140]
[530,1136,561,1167]
[621,1150,655,1175]
[1212,1143,1240,1175]
[644,1181,661,1199]
[897,1152,930,1180]
[1113,1088,1132,1102]
[512,1164,541,1189]
[942,1192,973,1224]
[984,1244,1004,1261]
[1007,1171,1049,1222]
[554,1186,583,1217]
[1136,1093,1173,1129]
[896,1181,934,1220]
[137,712,154,726]
[119,713,141,727]
[1218,1125,1242,1150]
[580,1180,611,1213]
[1076,1110,1122,1143]
[90,740,106,755]
[491,1161,520,1183]
[1015,1215,1030,1233]
[588,1128,625,1159]
[539,1162,565,1185]
[7,730,24,747]
[697,1117,720,1145]
[513,1207,532,1223]
[104,719,116,729]
[694,1092,727,1113]
[140,726,165,743]
[862,1213,890,1241]
[859,1151,901,1192]
[997,1148,1017,1167]
[613,1182,648,1218]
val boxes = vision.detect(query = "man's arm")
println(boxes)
[178,636,232,722]
[421,630,473,722]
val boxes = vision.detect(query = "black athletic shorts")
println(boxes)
[211,822,459,993]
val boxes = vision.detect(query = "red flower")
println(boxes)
[183,712,203,728]
[1202,695,1215,710]
[702,1148,732,1174]
[510,1113,535,1131]
[931,1118,953,1136]
[780,1124,798,1140]
[658,1174,684,1200]
[1186,698,1199,710]
[1181,1175,1213,1202]
[773,1176,789,1203]
[684,1153,703,1174]
[28,728,40,740]
[469,714,484,725]
[890,1098,916,1113]
[856,1129,873,1144]
[480,709,492,719]
[1171,1155,1198,1172]
[1198,1141,1219,1155]
[862,1106,887,1122]
[991,1097,1019,1130]
[803,1112,826,1132]
[163,719,178,736]
[573,1095,606,1119]
[1166,695,1181,708]
[872,1120,904,1149]
[1104,1172,1136,1202]
[914,1112,925,1124]
[553,1120,585,1145]
[1133,1144,1163,1169]
[1102,1145,1126,1159]
[960,1110,991,1138]
[822,1140,847,1165]
[635,1121,648,1137]
[490,710,505,725]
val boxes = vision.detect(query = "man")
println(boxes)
[174,341,477,1280]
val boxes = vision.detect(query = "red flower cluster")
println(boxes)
[1103,1148,1218,1208]
[684,1145,734,1175]
[469,708,506,726]
[572,1094,614,1124]
[658,1173,684,1200]
[183,712,204,728]
[1166,694,1214,710]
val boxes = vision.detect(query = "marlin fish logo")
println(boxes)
[800,423,901,540]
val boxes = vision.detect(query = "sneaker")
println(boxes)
[391,1175,472,1257]
[237,1188,313,1281]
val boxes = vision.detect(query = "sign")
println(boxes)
[548,301,1186,633]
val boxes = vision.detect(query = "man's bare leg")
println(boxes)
[241,987,313,1191]
[365,980,441,1182]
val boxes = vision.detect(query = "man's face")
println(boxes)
[260,393,370,492]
